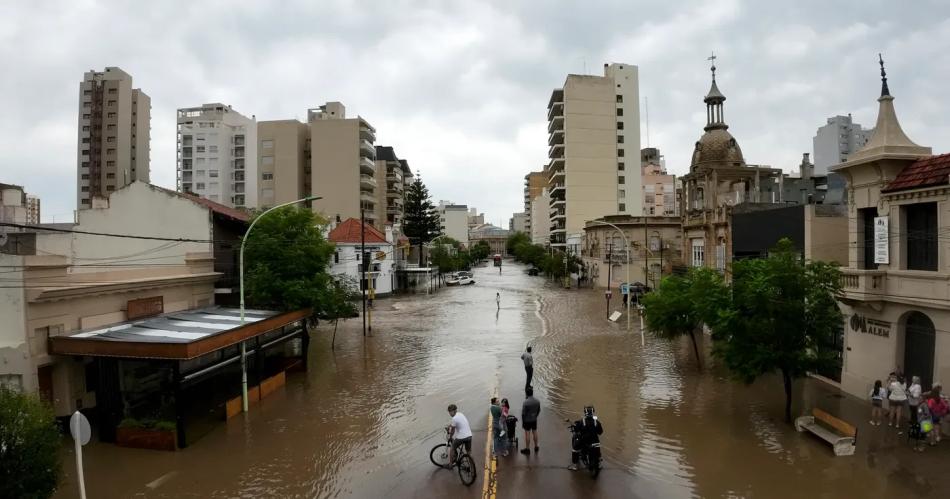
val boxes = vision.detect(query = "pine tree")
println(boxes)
[403,174,442,265]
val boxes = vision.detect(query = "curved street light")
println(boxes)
[238,195,322,413]
[586,220,640,344]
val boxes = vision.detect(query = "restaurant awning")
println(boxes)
[49,307,310,360]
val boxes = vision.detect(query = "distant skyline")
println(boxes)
[3,1,950,225]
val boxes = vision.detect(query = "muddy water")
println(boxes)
[54,263,948,498]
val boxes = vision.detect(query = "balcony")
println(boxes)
[550,210,565,221]
[840,268,950,306]
[360,124,376,142]
[548,129,564,147]
[360,139,376,159]
[548,115,564,133]
[360,192,376,204]
[387,205,401,214]
[360,157,376,175]
[549,143,565,159]
[360,174,377,190]
[233,146,245,158]
[387,189,403,199]
[548,169,565,185]
[549,184,565,197]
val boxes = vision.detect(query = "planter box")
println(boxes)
[116,427,177,451]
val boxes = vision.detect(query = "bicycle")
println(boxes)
[429,427,477,486]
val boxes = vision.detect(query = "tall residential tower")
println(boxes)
[76,67,150,209]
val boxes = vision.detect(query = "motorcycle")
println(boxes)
[567,418,602,478]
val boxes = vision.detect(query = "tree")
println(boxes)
[0,387,61,499]
[430,237,462,274]
[403,174,442,265]
[642,267,727,368]
[470,240,491,263]
[320,276,359,349]
[506,232,531,255]
[711,239,842,423]
[243,207,336,314]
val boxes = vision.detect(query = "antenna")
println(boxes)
[583,58,587,75]
[645,96,651,148]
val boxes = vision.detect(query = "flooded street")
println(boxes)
[55,262,950,498]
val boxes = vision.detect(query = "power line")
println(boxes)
[0,222,213,243]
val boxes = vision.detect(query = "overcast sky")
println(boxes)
[3,0,949,225]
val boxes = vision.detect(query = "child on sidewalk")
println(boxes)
[870,380,886,426]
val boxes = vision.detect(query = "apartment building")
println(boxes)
[530,188,551,245]
[76,67,150,209]
[546,63,642,249]
[641,148,677,216]
[524,171,547,236]
[309,103,379,227]
[177,103,258,208]
[467,207,485,230]
[833,67,947,397]
[813,114,874,175]
[510,212,527,233]
[257,120,310,209]
[438,201,470,247]
[25,195,40,224]
[374,146,412,226]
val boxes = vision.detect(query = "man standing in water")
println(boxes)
[521,346,534,390]
[496,292,501,309]
[521,386,541,455]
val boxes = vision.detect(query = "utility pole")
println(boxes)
[606,241,612,318]
[361,207,367,338]
[643,216,649,294]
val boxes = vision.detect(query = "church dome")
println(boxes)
[691,128,745,169]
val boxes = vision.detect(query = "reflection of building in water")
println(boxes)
[833,58,950,397]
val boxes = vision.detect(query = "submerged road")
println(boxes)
[55,262,950,498]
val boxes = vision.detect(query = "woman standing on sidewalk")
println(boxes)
[888,374,908,432]
[908,376,923,423]
[927,384,948,444]
[869,380,886,426]
[491,397,508,457]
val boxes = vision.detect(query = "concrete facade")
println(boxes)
[546,63,642,248]
[833,78,944,398]
[813,114,873,175]
[581,215,683,289]
[374,146,412,226]
[0,182,218,415]
[523,171,547,237]
[530,189,551,245]
[257,120,310,209]
[438,202,470,247]
[641,148,677,216]
[77,67,150,210]
[178,103,258,208]
[510,212,527,234]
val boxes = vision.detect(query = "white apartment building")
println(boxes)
[76,67,150,209]
[178,103,258,209]
[510,212,527,233]
[546,62,642,249]
[327,218,396,296]
[813,114,874,175]
[438,201,470,247]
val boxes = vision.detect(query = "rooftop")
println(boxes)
[881,153,950,193]
[328,218,389,244]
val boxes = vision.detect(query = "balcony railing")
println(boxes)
[360,174,377,190]
[360,157,376,175]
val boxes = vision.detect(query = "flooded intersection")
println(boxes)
[55,263,950,498]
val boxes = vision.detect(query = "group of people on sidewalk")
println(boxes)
[489,346,540,460]
[870,372,950,451]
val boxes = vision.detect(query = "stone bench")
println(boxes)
[795,407,857,456]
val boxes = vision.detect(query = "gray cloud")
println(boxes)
[2,0,949,225]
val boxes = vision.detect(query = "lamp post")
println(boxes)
[239,195,321,413]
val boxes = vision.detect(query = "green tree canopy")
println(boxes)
[642,267,728,367]
[506,232,531,255]
[243,206,335,314]
[0,387,61,499]
[470,240,491,262]
[712,239,843,422]
[403,174,441,264]
[319,275,360,349]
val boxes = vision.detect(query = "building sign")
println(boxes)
[127,296,164,320]
[850,313,890,338]
[874,216,889,264]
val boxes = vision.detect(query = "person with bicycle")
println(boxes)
[446,404,473,468]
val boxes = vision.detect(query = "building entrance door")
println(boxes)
[904,312,936,390]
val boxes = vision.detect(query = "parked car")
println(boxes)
[528,268,540,276]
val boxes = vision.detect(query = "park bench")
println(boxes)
[794,408,857,456]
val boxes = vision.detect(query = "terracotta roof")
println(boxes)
[882,153,950,193]
[180,192,250,222]
[328,218,389,244]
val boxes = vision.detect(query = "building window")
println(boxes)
[81,174,89,179]
[0,374,22,392]
[107,160,115,167]
[618,162,624,171]
[859,208,878,270]
[906,202,938,271]
[107,124,116,131]
[106,185,115,191]
[691,239,705,267]
[107,112,116,118]
[196,146,206,153]
[106,136,115,143]
[617,122,624,130]
[617,135,624,143]
[618,203,625,212]
[334,252,340,264]
[196,183,205,190]
[107,100,116,106]
[716,241,726,271]
[209,145,218,153]
[209,170,219,178]
[262,156,274,166]
[616,95,623,103]
[617,108,623,116]
[262,173,274,180]
[81,186,89,192]
[262,140,274,149]
[106,173,115,179]
[196,170,205,176]
[618,149,624,157]
[107,148,115,155]
[83,113,91,119]
[618,176,625,184]
[618,189,625,198]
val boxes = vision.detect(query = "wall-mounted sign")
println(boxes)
[127,296,164,320]
[874,216,889,264]
[850,313,890,338]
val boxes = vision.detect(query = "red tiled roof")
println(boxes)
[882,153,950,193]
[327,218,389,244]
[180,192,250,222]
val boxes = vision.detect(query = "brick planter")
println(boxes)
[116,427,177,451]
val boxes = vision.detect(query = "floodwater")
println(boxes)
[54,262,950,498]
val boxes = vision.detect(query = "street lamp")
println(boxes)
[587,220,632,333]
[605,289,612,319]
[239,195,322,413]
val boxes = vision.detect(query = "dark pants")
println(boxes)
[525,366,534,389]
